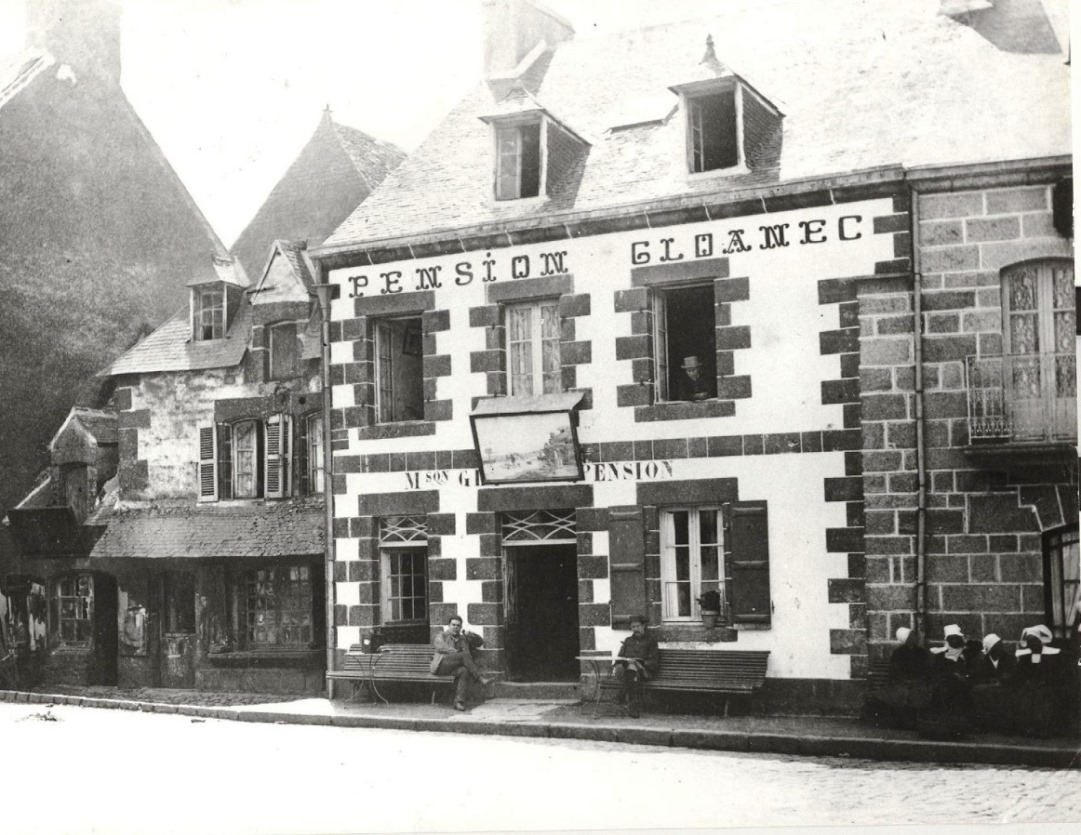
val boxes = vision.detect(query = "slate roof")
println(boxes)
[90,503,324,559]
[323,0,1071,249]
[101,301,252,376]
[229,110,405,280]
[50,407,118,448]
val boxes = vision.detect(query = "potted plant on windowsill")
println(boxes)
[697,590,721,629]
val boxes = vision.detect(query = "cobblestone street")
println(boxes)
[3,702,1079,834]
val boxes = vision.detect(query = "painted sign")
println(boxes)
[401,460,675,490]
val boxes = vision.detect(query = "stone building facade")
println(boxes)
[311,1,1074,713]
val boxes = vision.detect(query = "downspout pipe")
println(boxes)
[909,185,928,640]
[313,281,336,699]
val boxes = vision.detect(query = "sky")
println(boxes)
[0,0,742,247]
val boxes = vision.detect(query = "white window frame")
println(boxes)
[492,117,547,202]
[307,413,324,495]
[192,284,225,341]
[232,419,259,499]
[506,300,562,397]
[660,507,724,622]
[380,547,428,625]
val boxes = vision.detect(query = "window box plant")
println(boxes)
[697,590,721,628]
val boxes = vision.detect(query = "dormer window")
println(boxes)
[481,104,589,204]
[193,284,225,341]
[495,120,542,200]
[687,86,739,173]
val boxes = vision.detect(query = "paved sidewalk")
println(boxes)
[2,685,1078,769]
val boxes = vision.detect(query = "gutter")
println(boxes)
[313,281,337,699]
[908,184,928,640]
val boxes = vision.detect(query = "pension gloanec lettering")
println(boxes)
[344,212,867,298]
[401,460,674,490]
[630,214,865,265]
[348,249,569,298]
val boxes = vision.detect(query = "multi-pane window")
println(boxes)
[241,566,312,649]
[687,87,739,173]
[660,508,723,621]
[380,516,428,624]
[233,420,259,498]
[307,414,324,495]
[507,301,561,396]
[193,284,225,341]
[653,284,717,402]
[495,121,542,200]
[1002,260,1076,440]
[268,322,299,380]
[374,317,424,423]
[56,573,93,646]
[1045,527,1080,639]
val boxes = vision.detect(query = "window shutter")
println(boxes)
[197,426,217,502]
[298,415,310,496]
[217,424,232,500]
[608,506,647,629]
[265,416,282,498]
[281,414,292,497]
[724,501,771,625]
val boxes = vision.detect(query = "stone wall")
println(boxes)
[861,180,1076,662]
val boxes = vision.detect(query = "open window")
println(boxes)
[268,322,299,380]
[193,284,225,341]
[495,120,542,200]
[375,317,424,423]
[654,284,717,402]
[198,415,292,501]
[687,86,739,173]
[506,300,562,396]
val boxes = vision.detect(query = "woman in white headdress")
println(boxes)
[1009,624,1066,737]
[919,624,974,739]
[865,626,931,728]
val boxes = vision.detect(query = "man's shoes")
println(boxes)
[453,701,467,712]
[479,675,495,687]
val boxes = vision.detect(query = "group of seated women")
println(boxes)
[866,623,1077,739]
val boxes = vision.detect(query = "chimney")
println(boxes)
[940,0,1065,55]
[26,0,122,82]
[482,0,573,87]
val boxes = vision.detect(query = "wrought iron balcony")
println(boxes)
[966,354,1077,444]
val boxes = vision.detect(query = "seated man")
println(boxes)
[431,614,491,711]
[677,356,714,401]
[612,614,660,717]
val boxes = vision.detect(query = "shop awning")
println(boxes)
[89,504,324,560]
[6,507,85,556]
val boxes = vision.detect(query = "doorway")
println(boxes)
[160,571,196,688]
[91,573,118,686]
[504,543,579,681]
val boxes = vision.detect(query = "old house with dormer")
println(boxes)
[310,0,1074,714]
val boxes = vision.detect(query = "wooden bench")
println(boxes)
[326,643,456,704]
[597,649,770,715]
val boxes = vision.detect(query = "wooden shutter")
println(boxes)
[217,424,232,500]
[724,501,771,625]
[197,426,217,502]
[265,416,282,498]
[608,505,647,629]
[264,414,292,499]
[298,415,310,496]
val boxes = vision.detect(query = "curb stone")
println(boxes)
[1,689,1076,768]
